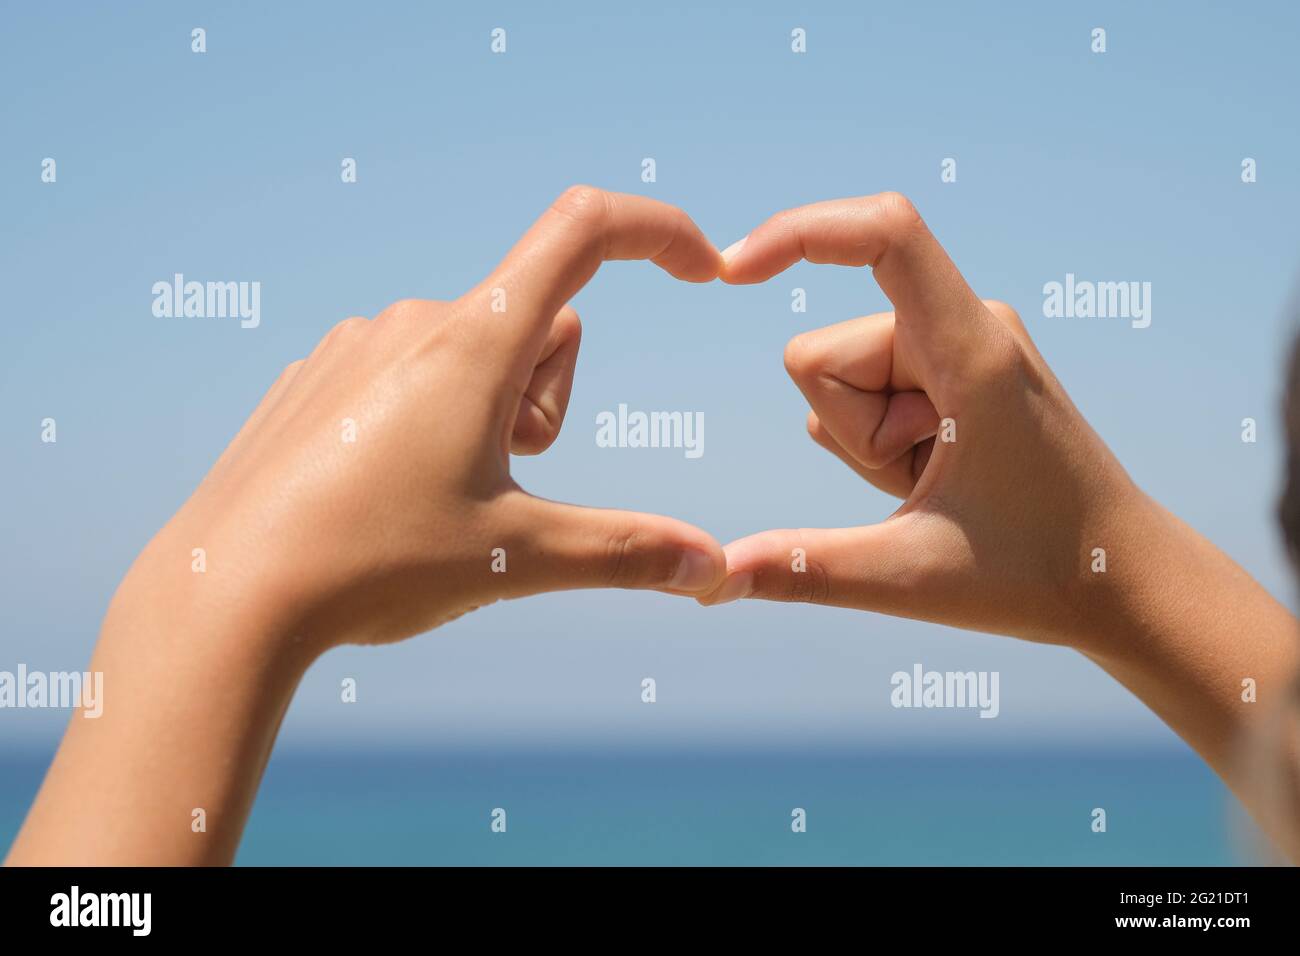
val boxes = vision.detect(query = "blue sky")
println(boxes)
[2,0,1298,753]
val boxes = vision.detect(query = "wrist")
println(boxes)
[114,517,326,674]
[15,520,320,864]
[1070,484,1299,711]
[1053,480,1170,656]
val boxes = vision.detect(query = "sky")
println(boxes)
[2,0,1299,754]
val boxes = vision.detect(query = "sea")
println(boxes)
[0,745,1253,865]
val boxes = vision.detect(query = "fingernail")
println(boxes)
[709,571,753,605]
[669,549,718,592]
[720,236,748,263]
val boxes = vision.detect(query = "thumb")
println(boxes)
[697,519,925,615]
[505,494,726,597]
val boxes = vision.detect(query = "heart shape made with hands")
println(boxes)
[691,191,1055,647]
[535,187,1055,647]
[484,186,1046,638]
[692,191,1078,650]
[253,185,1059,651]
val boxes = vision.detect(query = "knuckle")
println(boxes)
[282,359,305,378]
[875,191,922,229]
[858,440,894,470]
[783,543,833,605]
[553,304,583,339]
[982,299,1020,324]
[766,208,799,237]
[323,316,368,345]
[377,298,426,323]
[603,529,672,589]
[377,298,455,332]
[551,185,609,230]
[782,333,819,379]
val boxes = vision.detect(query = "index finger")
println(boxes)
[464,186,723,352]
[719,192,986,342]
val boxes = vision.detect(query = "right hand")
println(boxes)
[135,187,728,652]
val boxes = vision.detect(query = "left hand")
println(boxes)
[700,193,1143,652]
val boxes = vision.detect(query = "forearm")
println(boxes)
[4,533,312,866]
[1081,493,1299,809]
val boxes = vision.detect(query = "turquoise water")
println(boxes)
[1,747,1242,865]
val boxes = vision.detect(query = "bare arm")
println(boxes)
[5,188,728,865]
[702,192,1299,834]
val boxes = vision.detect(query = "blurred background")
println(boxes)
[2,0,1296,863]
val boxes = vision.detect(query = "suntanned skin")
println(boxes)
[6,189,1297,865]
[702,193,1300,826]
[5,187,729,865]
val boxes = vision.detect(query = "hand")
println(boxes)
[143,186,727,651]
[8,186,733,865]
[700,192,1300,827]
[701,193,1146,651]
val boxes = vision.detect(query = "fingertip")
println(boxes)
[667,546,725,594]
[718,265,762,286]
[688,247,726,284]
[718,236,758,285]
[634,513,727,594]
[509,410,556,455]
[720,236,748,263]
[719,532,778,571]
[696,570,753,607]
[696,532,774,605]
[660,236,724,284]
[718,242,783,286]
